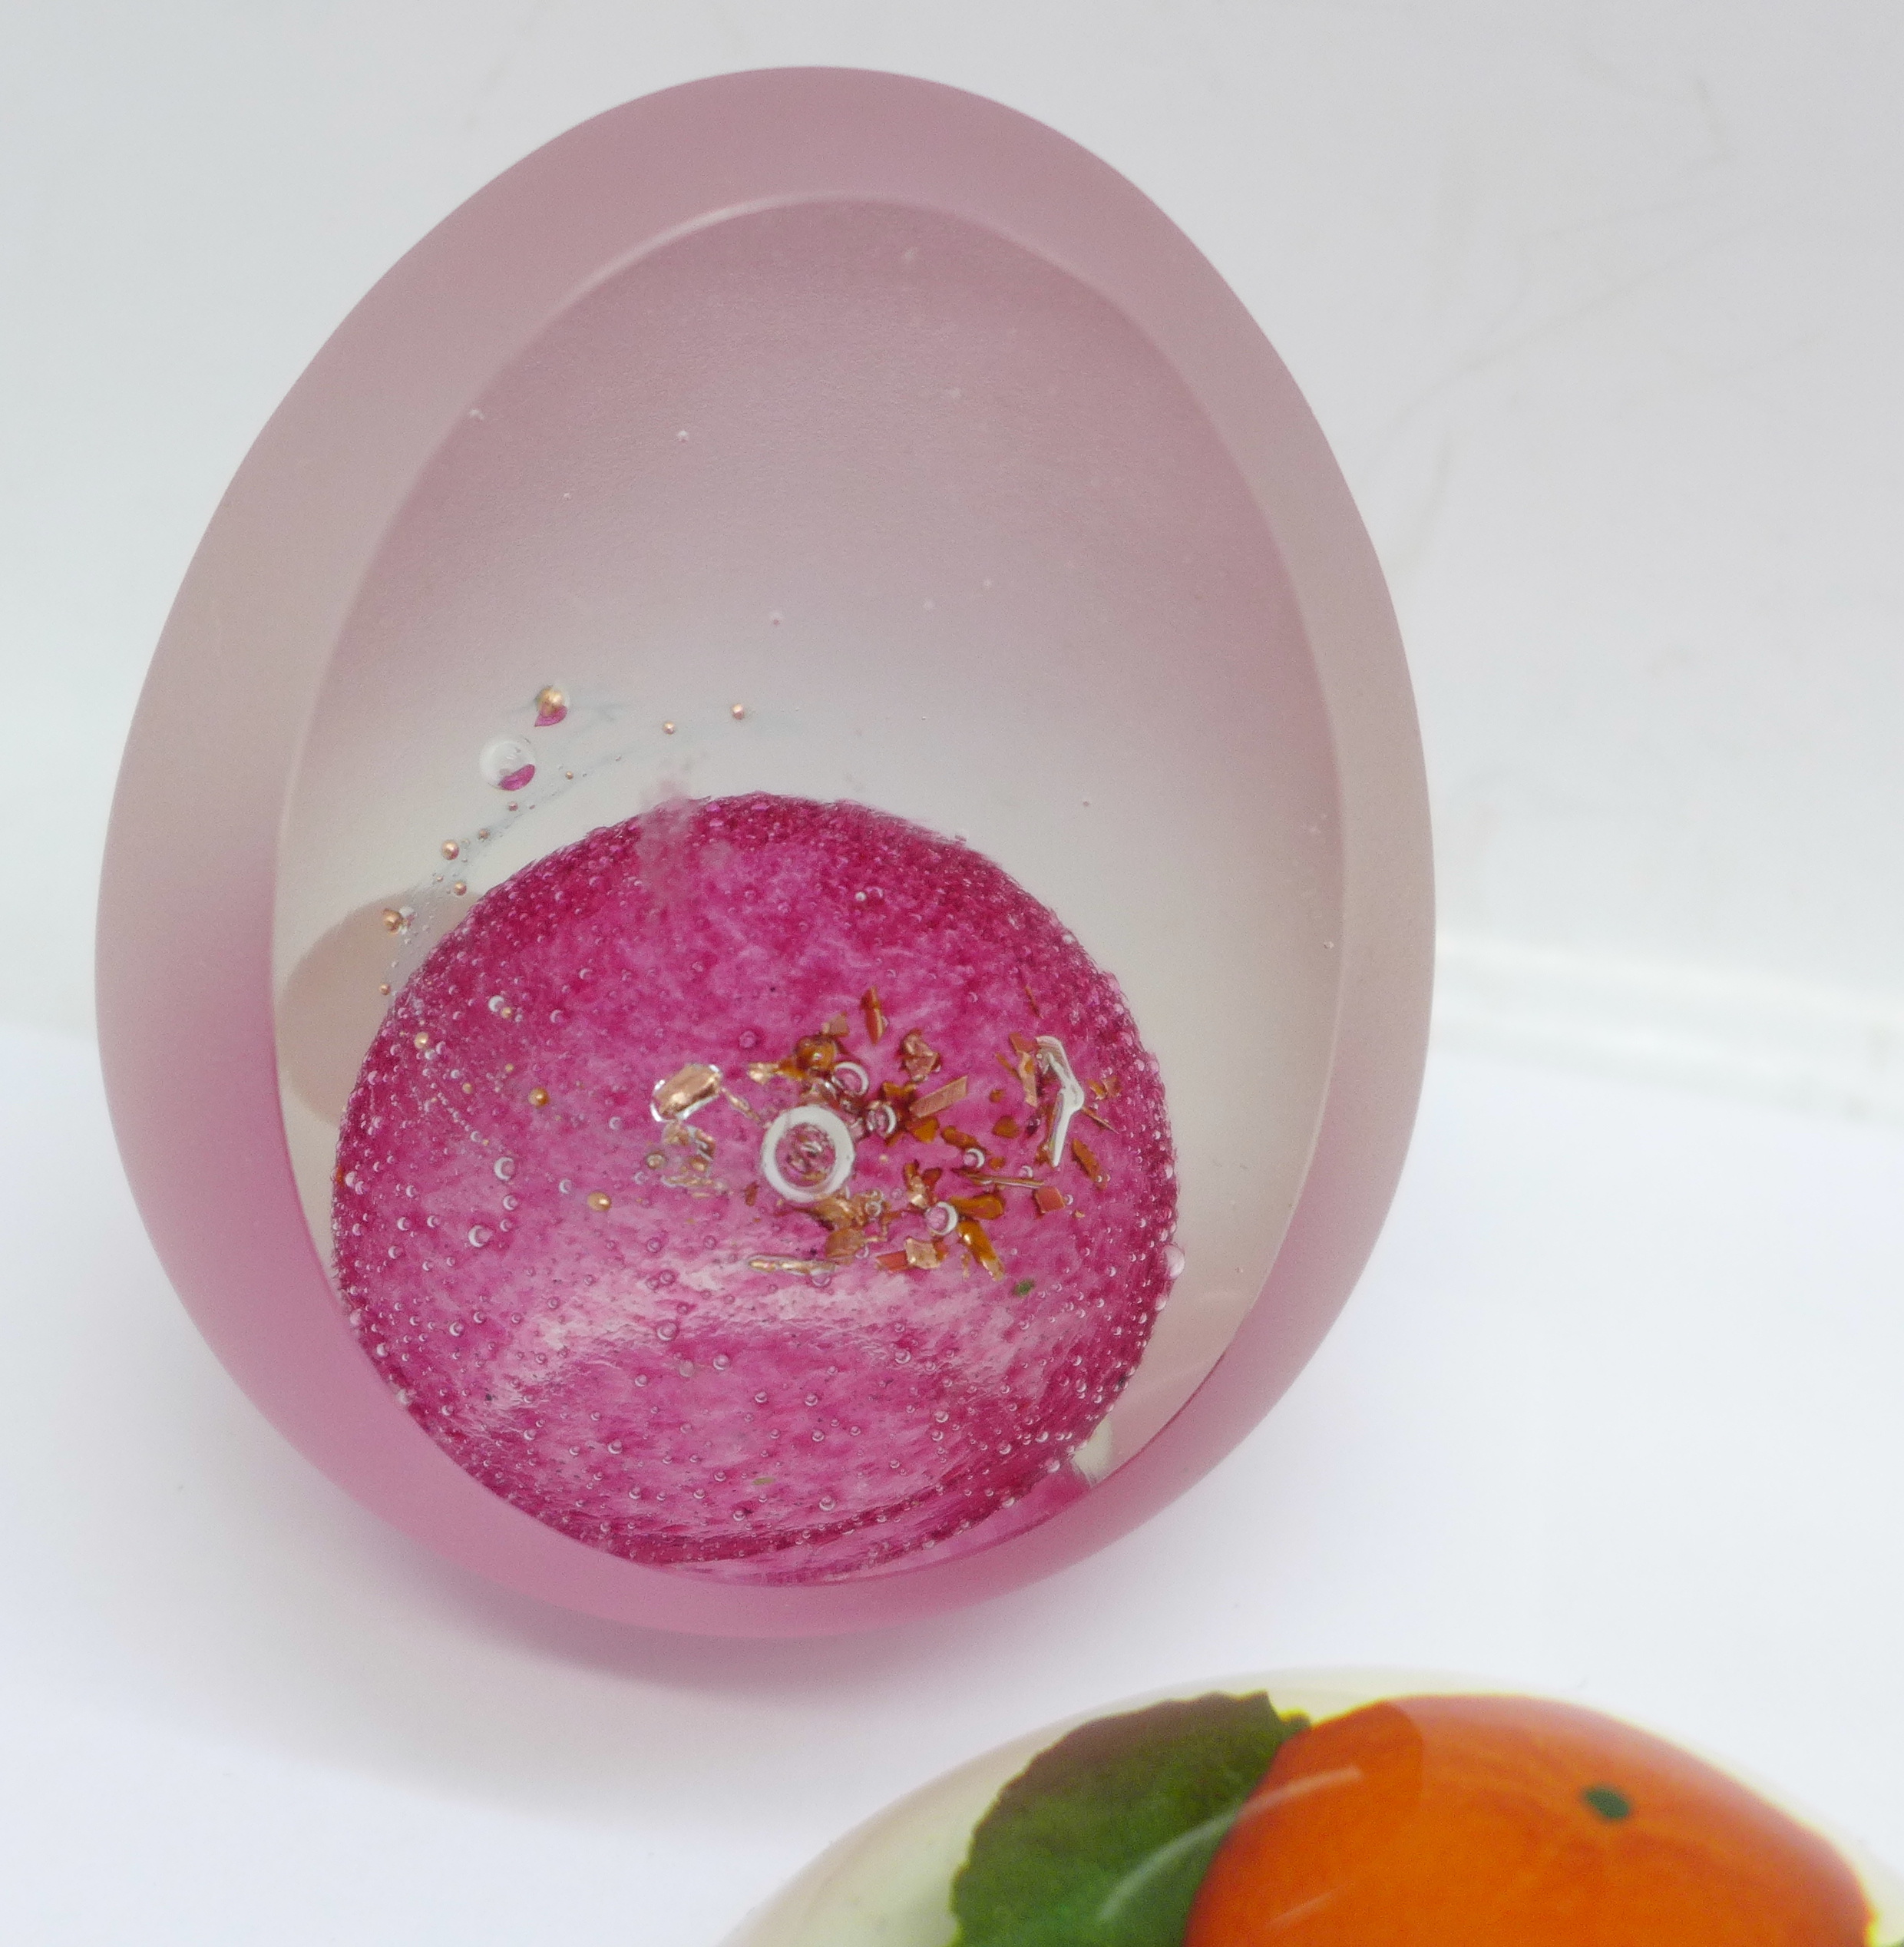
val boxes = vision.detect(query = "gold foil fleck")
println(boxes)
[652,1062,722,1121]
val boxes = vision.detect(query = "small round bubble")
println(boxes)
[479,735,537,792]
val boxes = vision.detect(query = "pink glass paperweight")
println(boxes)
[729,1671,1904,1945]
[98,70,1432,1632]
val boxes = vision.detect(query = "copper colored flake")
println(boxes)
[652,1062,722,1122]
[861,986,886,1043]
[908,1116,940,1144]
[1070,1135,1109,1188]
[663,1120,716,1159]
[823,1226,868,1261]
[794,1036,840,1075]
[1033,1184,1067,1214]
[993,1116,1022,1140]
[527,1086,550,1107]
[910,1075,969,1120]
[958,1218,1003,1279]
[809,1192,886,1237]
[904,1236,945,1270]
[899,1030,940,1082]
[824,1012,852,1039]
[948,1192,1006,1221]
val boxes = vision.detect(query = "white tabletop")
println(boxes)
[2,1022,1897,1942]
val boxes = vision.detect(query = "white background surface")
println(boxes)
[3,2,1902,1938]
[5,0,1904,1103]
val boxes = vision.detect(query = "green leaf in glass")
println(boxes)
[949,1691,1304,1947]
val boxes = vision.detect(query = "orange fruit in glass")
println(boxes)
[1183,1693,1873,1945]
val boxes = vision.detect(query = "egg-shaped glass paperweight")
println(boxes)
[98,71,1430,1631]
[731,1671,1904,1944]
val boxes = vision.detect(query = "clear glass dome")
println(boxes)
[273,194,1347,1586]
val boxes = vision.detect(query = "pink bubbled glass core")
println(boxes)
[333,793,1176,1582]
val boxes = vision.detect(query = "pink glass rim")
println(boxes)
[96,68,1433,1635]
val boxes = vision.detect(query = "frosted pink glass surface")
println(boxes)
[339,794,1173,1579]
[98,69,1433,1633]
